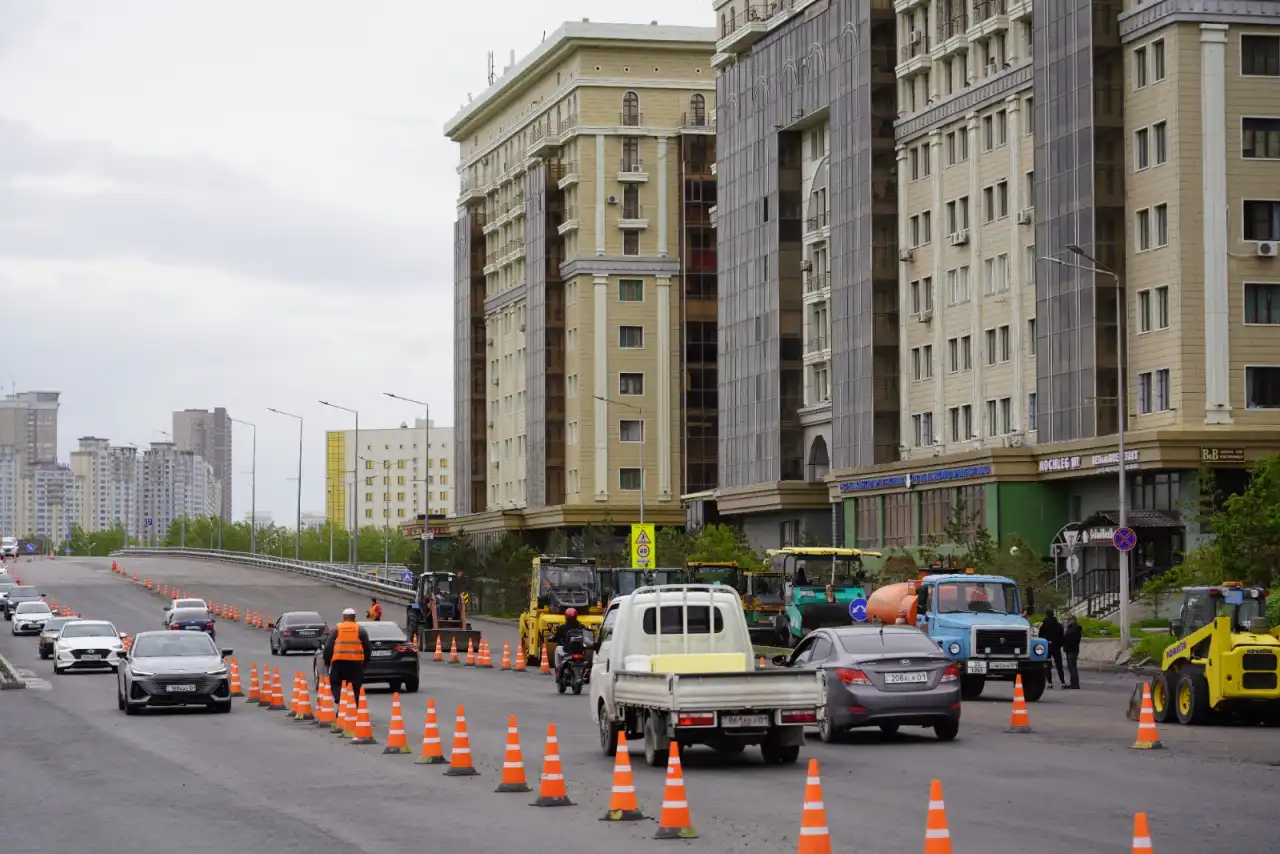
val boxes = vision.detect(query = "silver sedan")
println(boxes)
[772,624,962,742]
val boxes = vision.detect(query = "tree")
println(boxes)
[655,527,694,568]
[686,523,764,571]
[480,532,536,615]
[1170,454,1280,590]
[579,517,628,567]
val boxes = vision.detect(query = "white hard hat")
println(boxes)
[342,607,356,616]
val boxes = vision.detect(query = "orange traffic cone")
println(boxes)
[1132,812,1153,852]
[602,731,644,821]
[448,637,459,664]
[433,635,443,662]
[539,643,551,675]
[293,675,314,721]
[246,664,260,703]
[533,723,572,806]
[759,656,767,667]
[269,668,285,709]
[285,672,299,715]
[342,683,359,737]
[514,647,527,672]
[478,640,492,668]
[332,682,350,734]
[415,698,446,765]
[923,779,952,854]
[350,688,376,744]
[315,677,335,727]
[495,715,531,792]
[1006,673,1032,733]
[382,692,410,754]
[228,659,243,697]
[500,641,512,671]
[444,705,479,776]
[1132,683,1164,750]
[464,638,476,666]
[796,759,831,854]
[654,742,696,838]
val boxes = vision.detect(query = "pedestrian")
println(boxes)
[1062,614,1083,689]
[323,607,371,704]
[367,597,382,621]
[1038,608,1066,689]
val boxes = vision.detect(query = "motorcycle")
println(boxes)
[555,628,592,695]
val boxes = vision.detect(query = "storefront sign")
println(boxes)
[838,464,992,493]
[1038,455,1082,473]
[1199,447,1244,463]
[1090,450,1140,467]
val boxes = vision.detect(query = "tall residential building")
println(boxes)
[70,437,112,533]
[712,0,1280,575]
[107,445,141,541]
[0,391,59,468]
[18,463,74,542]
[0,446,18,536]
[446,20,718,541]
[172,407,232,521]
[140,442,218,542]
[325,420,455,530]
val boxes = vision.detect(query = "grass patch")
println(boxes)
[1133,633,1175,665]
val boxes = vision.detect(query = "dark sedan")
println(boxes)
[773,625,961,742]
[38,617,80,659]
[313,621,419,694]
[166,607,217,641]
[270,611,328,655]
[3,586,43,619]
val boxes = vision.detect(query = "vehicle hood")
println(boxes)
[130,656,223,673]
[14,611,52,622]
[59,636,124,651]
[930,612,1030,632]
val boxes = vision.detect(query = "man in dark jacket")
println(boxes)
[1038,608,1066,688]
[1062,614,1083,689]
[323,607,372,704]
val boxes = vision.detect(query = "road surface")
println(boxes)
[0,555,1275,854]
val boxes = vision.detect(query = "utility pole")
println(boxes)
[268,408,304,561]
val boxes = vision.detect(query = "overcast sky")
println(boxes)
[0,0,710,524]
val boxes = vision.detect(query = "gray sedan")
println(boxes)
[117,630,234,715]
[772,625,961,742]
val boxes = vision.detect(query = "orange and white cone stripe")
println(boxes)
[1006,673,1032,733]
[797,758,831,854]
[924,779,952,854]
[654,742,696,838]
[1132,683,1163,749]
[415,698,446,765]
[495,715,532,793]
[602,731,644,821]
[1132,812,1153,852]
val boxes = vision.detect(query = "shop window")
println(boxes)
[855,496,881,549]
[883,493,914,548]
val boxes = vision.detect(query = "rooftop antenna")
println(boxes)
[487,50,495,85]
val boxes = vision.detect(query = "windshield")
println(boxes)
[540,567,596,590]
[934,581,1017,614]
[60,622,116,639]
[42,618,76,633]
[746,573,784,600]
[8,587,39,600]
[363,622,407,642]
[838,630,943,655]
[283,612,324,625]
[172,608,210,621]
[174,599,206,609]
[15,602,50,614]
[777,557,866,588]
[132,633,218,657]
[612,570,682,595]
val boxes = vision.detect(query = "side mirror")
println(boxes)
[771,654,790,667]
[1169,619,1182,637]
[916,586,928,611]
[221,648,234,658]
[119,632,129,639]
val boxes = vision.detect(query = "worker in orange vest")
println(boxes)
[323,607,370,703]
[366,597,383,621]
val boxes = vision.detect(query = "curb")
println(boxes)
[1078,660,1160,678]
[0,652,27,690]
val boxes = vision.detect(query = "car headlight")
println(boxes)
[131,669,156,677]
[1033,643,1046,656]
[206,666,228,676]
[948,642,961,655]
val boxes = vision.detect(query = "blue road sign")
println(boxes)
[1113,527,1137,552]
[64,546,70,555]
[145,519,153,527]
[849,597,869,622]
[25,543,34,553]
[401,571,414,584]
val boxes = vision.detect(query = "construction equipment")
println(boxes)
[600,568,684,603]
[518,556,605,667]
[686,561,786,641]
[404,570,481,655]
[765,547,880,648]
[1143,582,1280,726]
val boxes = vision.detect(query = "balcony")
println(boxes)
[557,209,580,235]
[617,160,648,182]
[805,334,830,356]
[1008,0,1031,21]
[618,204,649,230]
[967,0,1009,40]
[716,4,772,58]
[508,192,527,218]
[897,33,933,78]
[526,124,560,158]
[805,272,831,295]
[619,111,644,128]
[556,160,579,189]
[558,114,579,136]
[682,111,712,131]
[894,0,927,11]
[459,175,485,204]
[932,13,970,61]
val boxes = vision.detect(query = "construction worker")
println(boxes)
[367,597,383,621]
[323,607,371,704]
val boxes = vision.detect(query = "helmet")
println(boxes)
[564,608,578,618]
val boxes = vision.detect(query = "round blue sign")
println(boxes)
[849,597,869,622]
[1113,527,1137,552]
[25,543,34,553]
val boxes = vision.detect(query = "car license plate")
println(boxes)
[722,714,769,728]
[300,630,317,636]
[81,654,102,661]
[183,625,202,631]
[989,661,1019,671]
[371,650,393,658]
[884,671,929,685]
[967,661,988,675]
[166,684,197,692]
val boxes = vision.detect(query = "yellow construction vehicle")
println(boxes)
[1147,582,1280,726]
[517,555,605,667]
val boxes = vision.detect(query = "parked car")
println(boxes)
[165,607,216,640]
[270,611,328,655]
[312,621,419,693]
[117,630,233,714]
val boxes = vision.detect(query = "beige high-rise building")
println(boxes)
[325,420,455,529]
[445,20,718,539]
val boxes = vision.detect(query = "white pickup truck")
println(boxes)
[590,584,826,767]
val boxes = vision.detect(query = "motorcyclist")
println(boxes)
[551,607,588,673]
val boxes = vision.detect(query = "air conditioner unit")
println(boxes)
[987,61,999,75]
[919,307,934,323]
[1256,241,1278,258]
[948,229,970,246]
[487,337,494,345]
[899,249,915,262]
[1017,207,1033,225]
[909,31,922,45]
[607,196,619,205]
[519,323,526,332]
[487,421,494,428]
[492,377,500,385]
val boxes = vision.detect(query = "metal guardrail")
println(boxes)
[109,548,417,603]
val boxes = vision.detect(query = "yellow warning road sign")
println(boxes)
[631,523,655,570]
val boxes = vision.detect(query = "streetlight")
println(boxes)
[1045,245,1131,650]
[593,395,645,525]
[230,418,257,554]
[267,407,304,561]
[319,401,359,566]
[384,392,431,577]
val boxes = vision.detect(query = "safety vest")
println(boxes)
[331,621,364,662]
[368,604,382,621]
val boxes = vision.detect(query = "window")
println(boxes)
[1136,208,1152,251]
[365,509,373,518]
[1241,35,1280,77]
[1155,286,1170,329]
[621,91,640,126]
[1027,392,1038,432]
[619,373,644,395]
[946,196,969,233]
[921,344,933,378]
[397,492,406,501]
[1134,45,1148,88]
[809,128,825,159]
[948,335,972,372]
[1134,127,1150,169]
[947,265,970,304]
[985,328,997,366]
[998,325,1010,362]
[619,468,643,490]
[948,404,973,441]
[1153,121,1167,164]
[396,460,406,469]
[985,400,998,436]
[981,108,1008,151]
[619,279,643,301]
[983,181,1009,222]
[910,143,932,180]
[1025,244,1037,283]
[911,412,935,447]
[1027,318,1037,355]
[1243,200,1280,241]
[397,475,405,485]
[1155,368,1171,411]
[1138,371,1153,414]
[623,231,640,255]
[1246,366,1280,408]
[1243,118,1280,159]
[620,420,644,442]
[1245,283,1280,324]
[619,326,644,348]
[1138,289,1152,333]
[1154,204,1169,247]
[983,253,1009,294]
[1152,39,1166,81]
[364,477,373,486]
[946,128,968,165]
[910,211,932,246]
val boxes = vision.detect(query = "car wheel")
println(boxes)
[269,641,278,656]
[1175,670,1211,725]
[388,681,402,694]
[52,663,63,675]
[403,678,419,694]
[761,743,800,765]
[211,701,232,714]
[598,703,620,757]
[878,722,900,737]
[117,689,126,710]
[38,649,48,660]
[934,719,960,742]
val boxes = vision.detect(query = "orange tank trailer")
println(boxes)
[866,580,921,625]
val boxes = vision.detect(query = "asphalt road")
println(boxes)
[0,555,1276,854]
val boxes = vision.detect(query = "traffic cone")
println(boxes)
[1006,673,1032,733]
[315,677,335,727]
[760,656,767,667]
[601,731,644,821]
[1132,683,1164,750]
[331,682,349,734]
[246,664,260,703]
[500,641,512,671]
[464,638,476,666]
[415,698,446,765]
[264,668,282,708]
[342,683,359,738]
[293,675,314,721]
[448,637,459,664]
[495,715,531,792]
[539,644,551,675]
[433,635,443,662]
[654,742,696,838]
[285,672,298,715]
[478,640,492,668]
[444,705,479,776]
[514,648,527,672]
[350,688,376,744]
[532,723,572,806]
[796,759,831,854]
[923,779,952,854]
[228,659,243,697]
[381,692,410,754]
[1132,812,1153,852]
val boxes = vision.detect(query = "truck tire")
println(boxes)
[643,713,670,767]
[761,742,800,765]
[960,674,985,700]
[1020,669,1046,702]
[598,702,620,756]
[1175,670,1211,725]
[1151,670,1177,723]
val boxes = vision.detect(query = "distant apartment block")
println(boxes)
[172,407,232,521]
[0,391,59,468]
[325,419,455,530]
[140,442,218,542]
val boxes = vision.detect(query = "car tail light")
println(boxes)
[834,667,872,686]
[170,624,181,630]
[204,621,214,630]
[393,644,417,654]
[676,712,715,727]
[283,628,296,636]
[941,663,960,683]
[780,710,818,724]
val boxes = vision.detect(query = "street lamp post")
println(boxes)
[230,418,257,554]
[267,408,304,561]
[593,395,644,525]
[319,401,359,567]
[1046,247,1131,650]
[384,392,431,577]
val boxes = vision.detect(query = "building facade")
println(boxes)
[70,437,113,533]
[19,463,75,543]
[107,445,142,542]
[140,442,218,542]
[446,20,719,540]
[0,391,59,468]
[0,446,18,537]
[325,420,455,530]
[172,407,232,521]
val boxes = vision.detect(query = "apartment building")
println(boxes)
[140,442,218,542]
[172,407,232,521]
[324,420,455,530]
[107,445,142,541]
[446,20,718,541]
[0,391,59,468]
[70,437,113,533]
[18,463,75,542]
[0,446,18,537]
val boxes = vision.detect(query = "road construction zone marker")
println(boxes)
[1131,683,1164,750]
[1005,673,1032,733]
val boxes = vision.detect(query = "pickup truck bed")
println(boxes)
[612,668,825,712]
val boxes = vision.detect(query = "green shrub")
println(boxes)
[1133,633,1175,665]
